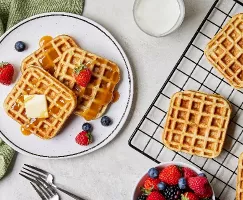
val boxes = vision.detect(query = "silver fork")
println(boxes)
[20,164,85,200]
[31,182,59,200]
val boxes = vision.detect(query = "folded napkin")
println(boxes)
[0,0,84,180]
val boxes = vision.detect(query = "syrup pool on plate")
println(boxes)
[133,0,184,37]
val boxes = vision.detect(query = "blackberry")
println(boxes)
[137,194,147,200]
[162,185,181,200]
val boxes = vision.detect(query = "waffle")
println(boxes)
[55,47,120,121]
[162,90,231,158]
[4,66,77,139]
[205,13,243,89]
[237,153,243,200]
[21,35,78,74]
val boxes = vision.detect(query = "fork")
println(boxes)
[20,164,85,200]
[31,182,59,200]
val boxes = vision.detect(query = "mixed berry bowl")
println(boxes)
[132,162,215,200]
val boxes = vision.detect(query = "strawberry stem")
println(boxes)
[0,62,8,68]
[74,64,87,75]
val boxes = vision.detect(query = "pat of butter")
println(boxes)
[24,95,49,118]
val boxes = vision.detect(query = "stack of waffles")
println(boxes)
[4,35,120,139]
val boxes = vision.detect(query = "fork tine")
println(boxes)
[30,182,47,200]
[22,167,46,179]
[36,176,56,194]
[19,172,38,185]
[21,170,38,179]
[24,164,48,177]
[35,182,51,199]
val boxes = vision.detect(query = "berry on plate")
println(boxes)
[162,185,181,200]
[15,41,26,52]
[198,173,206,177]
[178,177,187,190]
[181,192,199,200]
[148,168,159,179]
[147,191,165,200]
[75,131,92,146]
[157,182,166,191]
[137,194,147,200]
[144,177,160,190]
[0,62,14,85]
[74,64,92,87]
[82,123,92,132]
[159,165,181,185]
[101,116,112,126]
[188,176,213,198]
[182,167,197,179]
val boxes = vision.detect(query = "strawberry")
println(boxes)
[181,192,199,200]
[188,177,213,198]
[147,191,165,200]
[75,131,92,146]
[74,64,91,87]
[182,167,197,179]
[0,62,14,85]
[159,165,181,185]
[144,177,160,190]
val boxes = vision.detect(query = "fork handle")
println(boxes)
[56,186,85,200]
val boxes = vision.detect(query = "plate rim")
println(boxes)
[0,12,134,159]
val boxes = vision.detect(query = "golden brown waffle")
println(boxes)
[4,66,77,139]
[237,153,243,200]
[162,90,231,158]
[205,13,243,89]
[55,47,120,121]
[21,35,78,74]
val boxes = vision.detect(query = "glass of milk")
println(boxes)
[133,0,185,37]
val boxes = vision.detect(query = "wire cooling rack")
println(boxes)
[129,0,243,199]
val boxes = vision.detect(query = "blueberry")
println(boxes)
[198,173,206,177]
[148,168,159,178]
[101,116,112,126]
[15,41,26,52]
[178,177,187,190]
[157,182,166,191]
[82,123,92,132]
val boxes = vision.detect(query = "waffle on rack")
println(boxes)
[205,13,243,89]
[237,153,243,200]
[21,35,78,74]
[4,67,77,139]
[55,47,120,121]
[162,90,231,158]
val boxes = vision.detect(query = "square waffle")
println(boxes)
[4,66,77,139]
[162,90,231,158]
[237,153,243,200]
[55,47,120,121]
[205,13,243,89]
[21,35,78,74]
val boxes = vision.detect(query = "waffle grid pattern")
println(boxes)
[205,13,243,88]
[129,0,243,199]
[21,35,78,73]
[4,67,77,139]
[237,153,243,200]
[163,91,231,158]
[55,47,120,121]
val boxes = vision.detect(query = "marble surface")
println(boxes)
[0,0,214,199]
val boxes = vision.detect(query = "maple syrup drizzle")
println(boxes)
[112,91,120,103]
[38,36,58,74]
[39,36,53,47]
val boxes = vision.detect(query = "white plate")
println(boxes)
[0,12,133,159]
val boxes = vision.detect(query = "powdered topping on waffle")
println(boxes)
[55,47,120,121]
[4,66,77,139]
[21,35,78,74]
[162,90,231,158]
[205,13,243,89]
[237,153,243,200]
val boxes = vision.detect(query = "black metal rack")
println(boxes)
[128,0,243,199]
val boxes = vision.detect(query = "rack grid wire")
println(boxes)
[128,0,243,199]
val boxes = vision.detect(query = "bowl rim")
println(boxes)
[133,0,186,37]
[131,161,216,200]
